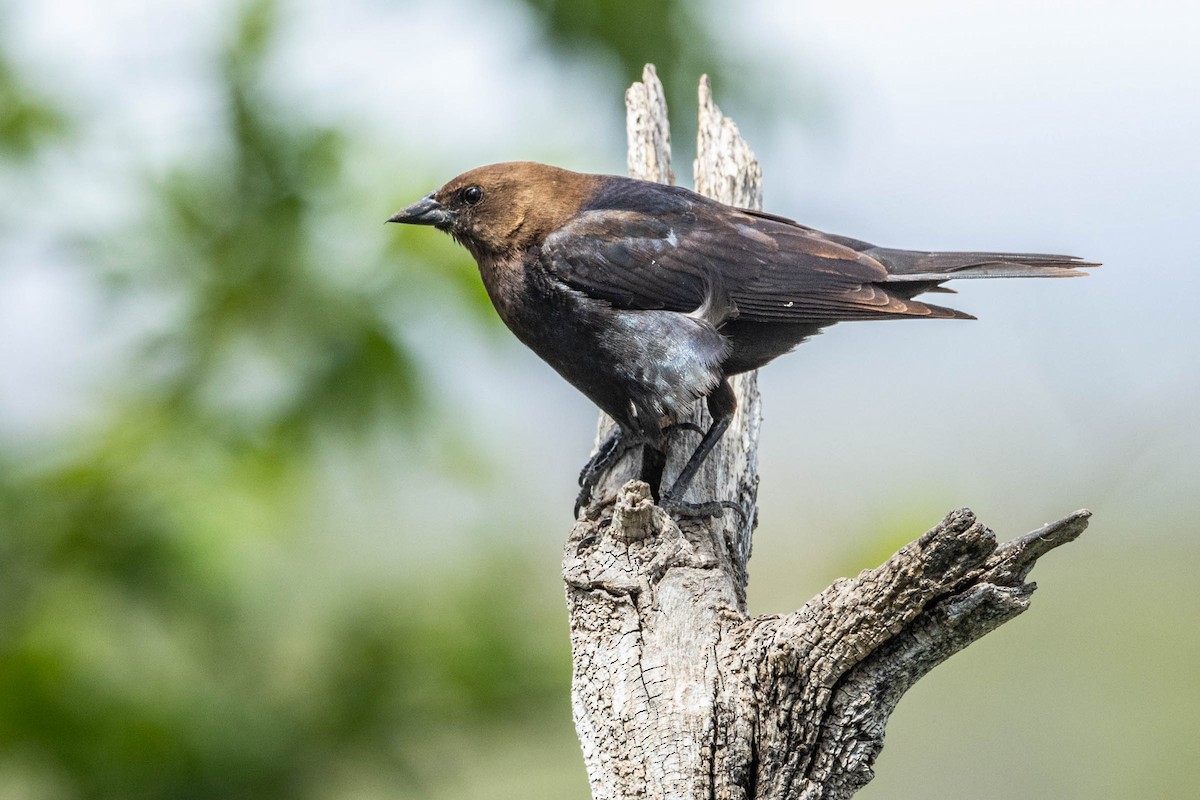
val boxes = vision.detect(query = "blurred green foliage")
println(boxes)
[0,446,568,798]
[110,0,420,456]
[0,0,591,796]
[0,55,68,161]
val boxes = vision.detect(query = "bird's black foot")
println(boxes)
[663,421,705,437]
[578,428,622,488]
[659,492,747,523]
[576,428,641,517]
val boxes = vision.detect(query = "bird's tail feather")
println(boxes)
[874,248,1099,282]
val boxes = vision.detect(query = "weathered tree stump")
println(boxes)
[566,64,1089,800]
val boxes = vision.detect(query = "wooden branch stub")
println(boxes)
[569,491,1090,799]
[695,74,763,210]
[626,64,675,186]
[608,480,669,542]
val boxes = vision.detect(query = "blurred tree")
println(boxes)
[113,0,418,455]
[0,0,571,797]
[0,451,569,798]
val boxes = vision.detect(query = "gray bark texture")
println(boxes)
[565,64,1091,800]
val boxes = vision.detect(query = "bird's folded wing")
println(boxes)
[539,203,968,325]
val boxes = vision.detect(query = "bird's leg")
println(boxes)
[659,380,746,521]
[659,416,741,519]
[639,443,667,502]
[650,420,704,502]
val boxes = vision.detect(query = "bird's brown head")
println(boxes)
[387,162,599,259]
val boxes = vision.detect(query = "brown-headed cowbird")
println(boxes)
[388,162,1096,516]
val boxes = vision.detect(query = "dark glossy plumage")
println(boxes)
[388,162,1096,514]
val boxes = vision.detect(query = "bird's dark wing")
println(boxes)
[539,188,967,325]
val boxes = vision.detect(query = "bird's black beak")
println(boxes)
[386,194,456,228]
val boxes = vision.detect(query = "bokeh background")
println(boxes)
[1,0,1197,797]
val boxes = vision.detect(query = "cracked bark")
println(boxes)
[565,64,1091,800]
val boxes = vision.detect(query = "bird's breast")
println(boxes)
[474,252,728,435]
[476,252,529,325]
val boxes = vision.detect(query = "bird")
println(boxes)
[387,161,1096,517]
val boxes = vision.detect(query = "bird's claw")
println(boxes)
[578,432,622,487]
[659,493,747,524]
[576,429,643,518]
[574,486,594,519]
[664,421,705,437]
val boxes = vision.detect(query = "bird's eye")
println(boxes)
[461,185,484,206]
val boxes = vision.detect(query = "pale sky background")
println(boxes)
[2,0,1198,559]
